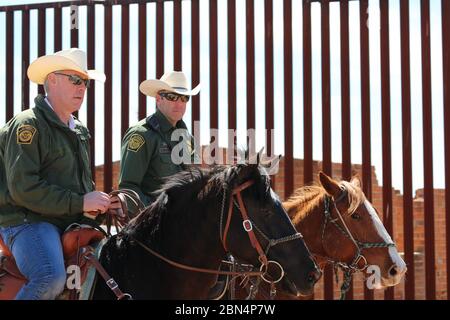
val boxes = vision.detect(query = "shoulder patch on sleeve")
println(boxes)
[17,124,37,145]
[127,133,145,152]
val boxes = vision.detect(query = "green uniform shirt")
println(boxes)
[119,110,196,209]
[0,94,95,230]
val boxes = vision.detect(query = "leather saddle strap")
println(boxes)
[84,252,130,300]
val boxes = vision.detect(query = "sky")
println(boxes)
[0,0,446,195]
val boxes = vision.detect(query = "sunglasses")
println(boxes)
[159,91,190,103]
[54,72,91,88]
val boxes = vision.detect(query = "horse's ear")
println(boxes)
[247,147,263,166]
[319,171,341,197]
[350,174,362,188]
[259,154,281,169]
[261,154,281,169]
[256,147,264,166]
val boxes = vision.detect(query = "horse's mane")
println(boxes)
[285,179,366,225]
[121,163,271,247]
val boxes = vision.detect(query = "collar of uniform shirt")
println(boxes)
[44,97,76,131]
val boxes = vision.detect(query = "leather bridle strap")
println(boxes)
[221,180,268,266]
[235,191,268,266]
[222,180,255,251]
[222,196,234,253]
[84,251,132,300]
[130,236,263,277]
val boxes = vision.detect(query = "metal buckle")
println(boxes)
[106,278,119,290]
[354,255,368,271]
[242,219,253,232]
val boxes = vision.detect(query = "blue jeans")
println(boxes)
[0,222,67,300]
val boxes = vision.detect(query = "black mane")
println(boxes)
[120,164,271,250]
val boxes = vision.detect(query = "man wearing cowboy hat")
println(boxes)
[119,71,200,212]
[0,48,110,299]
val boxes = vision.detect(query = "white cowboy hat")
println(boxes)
[27,48,106,85]
[139,71,201,97]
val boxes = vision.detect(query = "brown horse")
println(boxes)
[232,171,407,300]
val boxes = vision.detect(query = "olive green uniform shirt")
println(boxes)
[119,110,196,209]
[0,94,96,230]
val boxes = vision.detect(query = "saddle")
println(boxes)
[0,227,105,300]
[0,189,142,300]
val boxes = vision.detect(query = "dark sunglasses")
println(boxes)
[159,91,190,103]
[54,72,91,88]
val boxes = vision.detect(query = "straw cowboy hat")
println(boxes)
[27,48,106,85]
[139,71,201,97]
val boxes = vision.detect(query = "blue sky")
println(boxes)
[0,0,446,195]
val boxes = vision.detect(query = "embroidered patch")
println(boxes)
[127,134,145,152]
[17,124,37,144]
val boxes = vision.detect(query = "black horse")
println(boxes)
[92,162,320,299]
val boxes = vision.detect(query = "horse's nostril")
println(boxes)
[389,265,398,277]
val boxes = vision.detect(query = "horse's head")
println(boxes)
[317,171,407,288]
[218,161,321,296]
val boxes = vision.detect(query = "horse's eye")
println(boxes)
[351,213,361,220]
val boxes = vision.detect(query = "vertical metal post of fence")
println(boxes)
[209,0,218,151]
[421,0,435,300]
[283,0,293,199]
[246,0,255,153]
[442,0,450,301]
[228,0,236,136]
[5,10,13,122]
[264,0,274,173]
[400,0,415,300]
[340,0,351,182]
[380,0,394,301]
[38,8,46,96]
[22,9,30,111]
[320,0,334,301]
[104,3,113,193]
[156,0,164,78]
[87,4,96,183]
[303,0,313,186]
[359,0,373,300]
[228,0,236,160]
[70,4,79,47]
[54,6,62,51]
[191,0,200,134]
[138,2,147,119]
[121,3,129,140]
[174,0,182,71]
[71,5,80,120]
[340,0,353,299]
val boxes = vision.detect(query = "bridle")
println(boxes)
[320,186,396,299]
[219,179,304,299]
[117,179,301,287]
[220,180,303,270]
